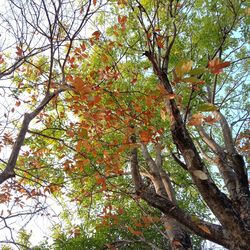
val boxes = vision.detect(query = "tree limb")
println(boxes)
[0,88,67,185]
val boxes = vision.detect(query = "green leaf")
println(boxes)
[182,77,205,84]
[189,67,207,75]
[197,103,217,112]
[175,60,193,78]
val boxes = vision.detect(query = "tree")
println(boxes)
[0,0,100,248]
[0,0,249,249]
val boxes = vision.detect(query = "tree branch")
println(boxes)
[0,88,67,185]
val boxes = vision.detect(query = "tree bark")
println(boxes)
[139,51,250,249]
[163,216,192,250]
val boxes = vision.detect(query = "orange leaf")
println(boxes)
[72,77,92,94]
[164,224,173,230]
[117,0,128,5]
[134,104,142,112]
[204,115,218,125]
[211,68,223,74]
[93,0,97,6]
[15,100,21,106]
[198,224,211,234]
[67,130,74,137]
[147,32,152,39]
[173,240,183,247]
[157,84,167,95]
[166,93,176,99]
[96,176,106,185]
[127,226,143,235]
[141,216,153,224]
[132,230,143,235]
[208,57,220,68]
[74,47,81,55]
[188,113,204,126]
[0,193,8,203]
[74,76,84,87]
[48,184,59,194]
[76,140,82,152]
[139,130,151,142]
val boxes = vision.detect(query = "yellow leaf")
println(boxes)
[245,7,250,15]
[161,109,167,121]
[175,60,193,78]
[193,170,208,180]
[166,93,176,100]
[101,54,109,63]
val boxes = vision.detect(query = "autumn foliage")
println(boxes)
[0,0,249,249]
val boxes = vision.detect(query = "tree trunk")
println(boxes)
[131,140,192,249]
[163,216,192,250]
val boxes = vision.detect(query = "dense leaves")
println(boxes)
[0,0,249,249]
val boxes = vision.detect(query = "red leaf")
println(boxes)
[214,61,231,70]
[132,230,143,235]
[208,58,230,74]
[156,37,164,48]
[96,176,106,185]
[0,54,4,64]
[80,42,86,51]
[118,15,127,25]
[131,78,137,85]
[68,57,75,64]
[211,68,223,74]
[16,46,23,57]
[92,31,101,40]
[118,208,124,214]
